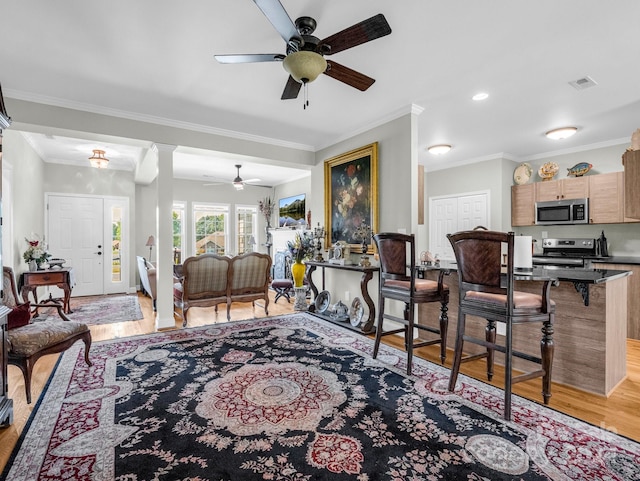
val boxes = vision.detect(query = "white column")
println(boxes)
[410,104,427,252]
[153,143,176,330]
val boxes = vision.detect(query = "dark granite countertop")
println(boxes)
[417,261,631,284]
[590,256,640,266]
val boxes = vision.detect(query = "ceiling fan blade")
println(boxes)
[281,75,302,99]
[324,60,375,91]
[215,53,284,64]
[253,0,298,44]
[318,13,391,56]
[243,178,262,184]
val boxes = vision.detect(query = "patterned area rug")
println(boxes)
[2,314,639,480]
[35,294,143,326]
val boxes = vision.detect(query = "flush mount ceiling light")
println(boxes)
[88,149,109,168]
[427,144,452,155]
[472,92,489,101]
[545,127,578,140]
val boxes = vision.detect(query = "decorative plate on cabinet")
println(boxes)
[349,297,364,327]
[513,163,532,185]
[538,161,559,181]
[314,291,331,314]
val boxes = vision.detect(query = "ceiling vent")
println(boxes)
[569,76,597,90]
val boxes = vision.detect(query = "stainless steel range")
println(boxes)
[532,237,607,268]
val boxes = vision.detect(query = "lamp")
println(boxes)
[89,149,109,168]
[145,235,155,260]
[233,180,244,190]
[427,144,452,155]
[283,51,327,84]
[545,127,578,140]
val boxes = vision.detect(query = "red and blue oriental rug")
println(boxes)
[2,313,639,480]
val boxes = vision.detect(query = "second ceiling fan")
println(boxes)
[215,0,392,103]
[204,164,271,190]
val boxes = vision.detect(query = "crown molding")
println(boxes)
[317,104,423,151]
[5,89,315,153]
[519,137,629,162]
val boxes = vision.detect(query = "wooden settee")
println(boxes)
[173,252,272,326]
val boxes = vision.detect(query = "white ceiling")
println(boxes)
[2,0,640,181]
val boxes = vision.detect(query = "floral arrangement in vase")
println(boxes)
[286,232,314,263]
[287,232,314,287]
[23,234,51,269]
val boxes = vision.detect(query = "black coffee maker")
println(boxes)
[596,231,609,257]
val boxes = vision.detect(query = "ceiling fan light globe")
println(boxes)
[233,181,244,191]
[283,51,327,83]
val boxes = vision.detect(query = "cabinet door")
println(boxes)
[511,184,535,226]
[623,150,640,219]
[589,172,623,223]
[535,179,562,202]
[535,177,588,202]
[598,263,639,339]
[623,173,640,223]
[561,176,589,200]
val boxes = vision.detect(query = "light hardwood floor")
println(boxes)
[1,291,639,472]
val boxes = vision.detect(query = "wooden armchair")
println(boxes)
[2,266,92,403]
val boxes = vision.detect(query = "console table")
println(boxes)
[20,267,74,315]
[305,261,379,334]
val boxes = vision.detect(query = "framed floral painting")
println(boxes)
[324,142,378,253]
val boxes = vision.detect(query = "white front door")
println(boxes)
[48,195,104,296]
[47,194,130,297]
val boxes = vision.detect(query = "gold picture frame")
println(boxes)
[324,142,378,253]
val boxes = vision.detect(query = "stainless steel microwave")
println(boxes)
[535,198,589,225]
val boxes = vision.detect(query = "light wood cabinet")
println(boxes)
[535,176,589,202]
[623,150,640,219]
[511,184,535,226]
[589,172,623,224]
[598,263,640,340]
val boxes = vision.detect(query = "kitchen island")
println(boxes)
[418,265,631,396]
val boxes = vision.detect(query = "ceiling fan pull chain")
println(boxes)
[303,82,309,110]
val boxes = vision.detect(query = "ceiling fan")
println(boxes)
[204,164,271,190]
[214,0,391,103]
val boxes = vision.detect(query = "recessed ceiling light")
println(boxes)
[472,92,489,101]
[427,144,452,155]
[545,127,578,140]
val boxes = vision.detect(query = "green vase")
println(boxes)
[291,260,305,288]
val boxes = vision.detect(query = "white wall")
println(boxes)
[2,130,46,272]
[426,157,513,233]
